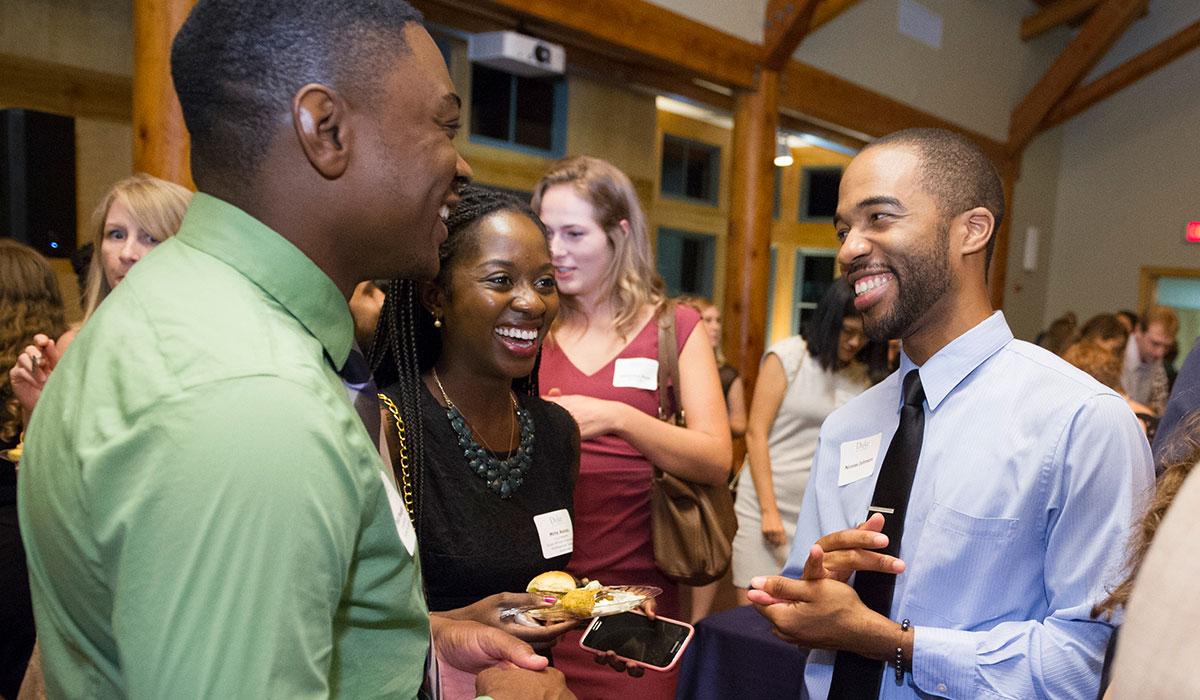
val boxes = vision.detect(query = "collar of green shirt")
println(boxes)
[175,193,354,370]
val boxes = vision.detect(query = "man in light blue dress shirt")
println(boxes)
[749,128,1153,699]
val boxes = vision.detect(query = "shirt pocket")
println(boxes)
[903,501,1020,628]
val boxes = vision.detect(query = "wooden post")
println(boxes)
[723,69,779,394]
[989,160,1019,310]
[133,0,196,189]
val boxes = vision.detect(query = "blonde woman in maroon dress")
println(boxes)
[533,156,731,699]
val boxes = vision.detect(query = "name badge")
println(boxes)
[612,357,658,390]
[533,509,574,559]
[839,433,882,487]
[379,471,417,556]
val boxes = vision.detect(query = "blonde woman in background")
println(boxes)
[534,156,730,700]
[8,174,191,420]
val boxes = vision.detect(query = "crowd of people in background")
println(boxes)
[3,2,1200,699]
[1038,305,1181,441]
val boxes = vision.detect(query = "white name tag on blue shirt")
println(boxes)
[613,357,658,390]
[379,470,417,556]
[533,509,574,559]
[839,433,882,486]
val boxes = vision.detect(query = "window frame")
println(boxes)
[467,63,568,159]
[798,166,843,223]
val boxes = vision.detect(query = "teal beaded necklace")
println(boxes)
[433,368,534,499]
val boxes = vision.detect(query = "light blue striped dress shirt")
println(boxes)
[782,312,1154,699]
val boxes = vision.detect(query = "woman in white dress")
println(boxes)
[733,278,884,603]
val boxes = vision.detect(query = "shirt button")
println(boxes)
[936,683,947,693]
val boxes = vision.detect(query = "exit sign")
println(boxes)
[1189,221,1200,243]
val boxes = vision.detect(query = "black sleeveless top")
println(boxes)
[400,382,579,611]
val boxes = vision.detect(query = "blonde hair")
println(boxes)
[532,156,663,339]
[82,173,192,320]
[1,239,66,442]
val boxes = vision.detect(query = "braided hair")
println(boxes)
[369,184,552,532]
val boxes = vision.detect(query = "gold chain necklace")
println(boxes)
[377,392,414,515]
[432,367,516,454]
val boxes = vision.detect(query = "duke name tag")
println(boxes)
[379,470,417,556]
[838,433,882,487]
[533,509,574,559]
[612,357,658,390]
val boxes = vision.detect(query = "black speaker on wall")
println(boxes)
[0,109,77,259]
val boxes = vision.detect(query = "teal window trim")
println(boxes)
[660,134,721,207]
[656,227,717,299]
[791,247,838,335]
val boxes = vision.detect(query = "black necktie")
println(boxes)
[828,369,925,699]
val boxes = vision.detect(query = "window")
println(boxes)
[469,63,566,156]
[656,228,716,298]
[773,166,782,220]
[799,167,842,221]
[660,135,720,205]
[793,249,837,335]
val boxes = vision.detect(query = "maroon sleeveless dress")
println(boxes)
[538,304,700,700]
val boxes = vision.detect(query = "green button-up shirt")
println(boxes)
[19,194,429,698]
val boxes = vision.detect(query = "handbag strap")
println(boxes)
[656,301,685,427]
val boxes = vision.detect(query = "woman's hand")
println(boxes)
[542,389,625,440]
[440,592,580,649]
[760,507,787,548]
[9,334,61,422]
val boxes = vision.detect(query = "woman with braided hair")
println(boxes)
[371,185,581,663]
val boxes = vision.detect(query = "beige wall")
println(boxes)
[1001,127,1063,341]
[645,0,765,44]
[1043,43,1200,327]
[0,0,131,76]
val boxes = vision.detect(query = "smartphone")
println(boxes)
[578,611,695,672]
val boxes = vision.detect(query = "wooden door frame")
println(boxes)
[1138,265,1200,311]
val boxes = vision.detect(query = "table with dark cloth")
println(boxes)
[675,605,807,699]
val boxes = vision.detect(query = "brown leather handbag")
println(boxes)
[650,302,738,586]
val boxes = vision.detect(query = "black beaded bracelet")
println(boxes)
[895,618,911,684]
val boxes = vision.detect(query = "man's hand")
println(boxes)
[476,665,575,699]
[807,513,905,583]
[430,616,547,675]
[747,562,897,659]
[437,592,579,649]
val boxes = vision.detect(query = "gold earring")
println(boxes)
[434,316,442,328]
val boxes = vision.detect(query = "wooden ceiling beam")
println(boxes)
[811,0,864,33]
[472,0,761,90]
[763,0,821,71]
[1008,0,1146,154]
[1021,0,1104,42]
[1042,18,1200,129]
[0,53,131,121]
[778,61,1010,167]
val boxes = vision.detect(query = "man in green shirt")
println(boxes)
[18,1,571,698]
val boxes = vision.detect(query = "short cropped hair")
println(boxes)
[868,128,1006,271]
[171,0,423,183]
[1140,305,1180,336]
